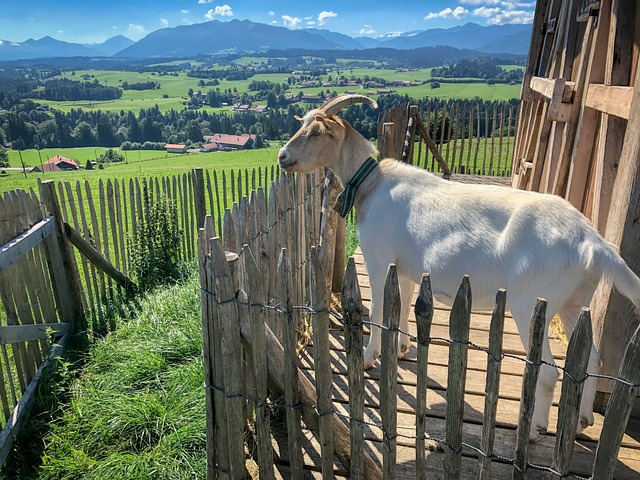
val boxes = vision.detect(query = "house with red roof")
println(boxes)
[32,155,79,172]
[165,144,187,153]
[202,134,257,151]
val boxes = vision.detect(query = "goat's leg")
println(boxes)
[363,271,384,369]
[510,300,560,441]
[558,304,601,432]
[397,276,415,358]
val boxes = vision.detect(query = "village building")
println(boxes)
[31,155,79,172]
[202,133,257,151]
[165,144,187,153]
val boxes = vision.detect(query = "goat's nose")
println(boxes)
[278,148,289,162]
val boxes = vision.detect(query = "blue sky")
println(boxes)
[0,1,536,44]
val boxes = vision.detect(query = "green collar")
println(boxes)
[334,157,379,218]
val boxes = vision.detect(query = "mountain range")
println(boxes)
[0,20,531,62]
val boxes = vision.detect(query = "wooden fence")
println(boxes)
[0,184,86,465]
[199,176,640,479]
[378,101,518,177]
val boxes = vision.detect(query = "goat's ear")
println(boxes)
[314,114,335,131]
[294,115,304,123]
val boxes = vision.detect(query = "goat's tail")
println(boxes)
[600,243,640,309]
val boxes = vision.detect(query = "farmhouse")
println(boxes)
[31,155,79,172]
[165,144,187,153]
[202,133,256,151]
[200,142,219,153]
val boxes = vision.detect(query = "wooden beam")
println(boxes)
[0,333,68,466]
[529,76,575,102]
[64,223,137,295]
[584,84,633,119]
[415,115,452,177]
[0,216,54,273]
[0,323,69,345]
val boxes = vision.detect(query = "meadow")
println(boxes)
[29,63,523,113]
[0,147,282,195]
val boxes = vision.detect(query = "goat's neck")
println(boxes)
[329,151,374,189]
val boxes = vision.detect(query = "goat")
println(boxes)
[278,94,640,440]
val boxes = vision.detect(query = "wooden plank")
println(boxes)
[513,298,546,479]
[242,245,275,480]
[0,323,69,345]
[478,289,506,480]
[210,237,244,478]
[64,223,137,295]
[380,265,400,480]
[0,333,67,467]
[278,248,303,478]
[551,308,593,478]
[197,218,218,479]
[0,217,54,273]
[310,247,335,479]
[444,276,471,480]
[414,275,433,479]
[529,76,575,102]
[342,257,365,480]
[584,84,633,119]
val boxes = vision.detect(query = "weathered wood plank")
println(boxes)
[342,257,365,480]
[584,84,633,120]
[445,276,472,479]
[0,217,54,273]
[513,298,546,480]
[529,76,575,102]
[478,289,506,480]
[380,264,400,480]
[414,274,434,479]
[0,323,69,345]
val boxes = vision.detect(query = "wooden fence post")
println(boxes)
[513,298,547,480]
[194,168,206,229]
[415,274,434,479]
[551,308,592,478]
[381,264,400,479]
[278,248,303,477]
[342,257,364,479]
[444,275,471,480]
[478,289,506,480]
[332,216,346,293]
[39,180,86,333]
[319,171,341,295]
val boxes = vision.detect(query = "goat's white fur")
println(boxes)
[278,105,640,440]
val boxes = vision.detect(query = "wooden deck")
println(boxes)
[270,247,640,479]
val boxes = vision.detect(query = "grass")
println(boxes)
[4,273,208,480]
[0,146,282,195]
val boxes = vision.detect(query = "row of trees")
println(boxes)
[0,93,517,151]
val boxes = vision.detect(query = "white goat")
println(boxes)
[278,94,640,440]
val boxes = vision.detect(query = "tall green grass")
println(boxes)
[5,274,207,480]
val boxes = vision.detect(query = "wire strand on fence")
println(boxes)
[201,284,638,479]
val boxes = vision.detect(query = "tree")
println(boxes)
[0,147,8,168]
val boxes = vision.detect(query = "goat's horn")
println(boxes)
[320,94,378,118]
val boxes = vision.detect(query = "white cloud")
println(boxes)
[381,31,403,38]
[472,6,534,24]
[318,10,337,26]
[271,20,278,25]
[359,26,376,35]
[0,40,3,45]
[58,30,65,34]
[128,24,146,36]
[268,11,275,17]
[160,18,169,27]
[282,15,301,29]
[307,21,316,26]
[180,9,189,14]
[183,19,193,24]
[424,6,469,21]
[198,0,211,3]
[205,5,233,20]
[460,0,499,4]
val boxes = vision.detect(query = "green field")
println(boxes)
[0,147,282,195]
[28,65,522,113]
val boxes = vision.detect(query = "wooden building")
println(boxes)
[511,0,640,405]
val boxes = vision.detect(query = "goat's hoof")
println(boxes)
[579,414,594,431]
[363,349,379,370]
[529,424,547,443]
